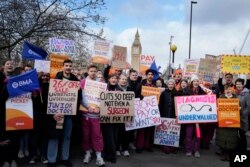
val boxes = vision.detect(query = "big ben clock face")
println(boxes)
[133,47,139,54]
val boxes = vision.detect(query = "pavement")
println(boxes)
[18,136,250,167]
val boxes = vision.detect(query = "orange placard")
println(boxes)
[50,54,69,78]
[217,98,240,128]
[141,86,161,103]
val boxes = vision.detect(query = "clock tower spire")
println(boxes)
[131,28,142,72]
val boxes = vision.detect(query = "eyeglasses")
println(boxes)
[180,104,212,112]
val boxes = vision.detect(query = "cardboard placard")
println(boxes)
[47,79,80,115]
[6,93,33,130]
[125,96,161,131]
[141,86,161,103]
[34,60,51,73]
[112,45,127,68]
[92,40,110,64]
[175,95,217,123]
[154,118,181,147]
[217,98,240,128]
[100,91,135,123]
[221,55,250,74]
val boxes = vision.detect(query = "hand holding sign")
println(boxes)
[53,114,64,121]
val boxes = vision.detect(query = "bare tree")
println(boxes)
[0,0,106,63]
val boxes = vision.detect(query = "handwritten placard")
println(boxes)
[49,38,75,54]
[183,59,200,77]
[140,55,155,74]
[112,45,127,68]
[92,40,110,64]
[84,80,107,108]
[50,54,69,78]
[125,96,161,131]
[47,79,80,115]
[141,86,161,103]
[175,95,217,123]
[6,93,33,130]
[221,55,250,74]
[154,118,181,147]
[100,91,135,123]
[34,60,51,73]
[218,98,240,128]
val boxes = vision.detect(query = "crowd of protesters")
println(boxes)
[0,59,250,167]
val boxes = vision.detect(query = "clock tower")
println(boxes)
[131,29,142,72]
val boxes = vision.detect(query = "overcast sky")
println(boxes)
[98,0,250,72]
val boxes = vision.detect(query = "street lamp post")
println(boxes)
[188,1,197,59]
[171,44,177,75]
[168,36,174,78]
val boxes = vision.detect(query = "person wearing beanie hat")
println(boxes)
[174,69,182,91]
[190,74,199,82]
[159,78,178,154]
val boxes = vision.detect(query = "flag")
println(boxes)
[149,60,159,81]
[22,41,48,60]
[7,69,40,98]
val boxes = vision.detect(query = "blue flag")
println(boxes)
[7,69,40,98]
[149,60,160,81]
[22,41,48,60]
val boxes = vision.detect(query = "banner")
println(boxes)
[141,86,161,103]
[34,60,51,73]
[22,41,48,60]
[6,93,33,130]
[100,91,135,123]
[112,45,127,68]
[125,96,161,131]
[221,55,250,74]
[183,59,200,77]
[7,69,40,98]
[49,38,75,54]
[92,40,110,64]
[140,55,155,74]
[50,54,69,78]
[47,79,80,115]
[175,95,217,123]
[84,80,107,108]
[218,98,240,128]
[154,118,181,147]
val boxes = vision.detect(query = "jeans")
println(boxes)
[47,116,73,163]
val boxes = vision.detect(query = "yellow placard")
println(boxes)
[221,55,250,74]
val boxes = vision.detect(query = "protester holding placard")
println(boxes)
[159,79,178,154]
[47,59,80,167]
[235,78,250,151]
[102,74,123,163]
[0,60,21,167]
[215,85,239,161]
[115,74,133,157]
[135,69,156,153]
[185,74,206,158]
[80,65,105,166]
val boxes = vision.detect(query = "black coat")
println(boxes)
[159,89,177,118]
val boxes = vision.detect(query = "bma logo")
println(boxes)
[234,155,247,162]
[28,49,41,57]
[12,79,33,88]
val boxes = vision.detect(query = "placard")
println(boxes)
[198,58,218,83]
[218,98,240,128]
[34,60,51,73]
[99,91,135,123]
[221,55,250,74]
[47,79,80,115]
[154,118,181,147]
[50,54,69,78]
[141,86,161,103]
[6,93,33,130]
[125,96,161,131]
[183,59,200,77]
[112,45,127,68]
[84,80,107,108]
[175,95,217,123]
[49,38,75,54]
[140,55,155,74]
[92,40,110,64]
